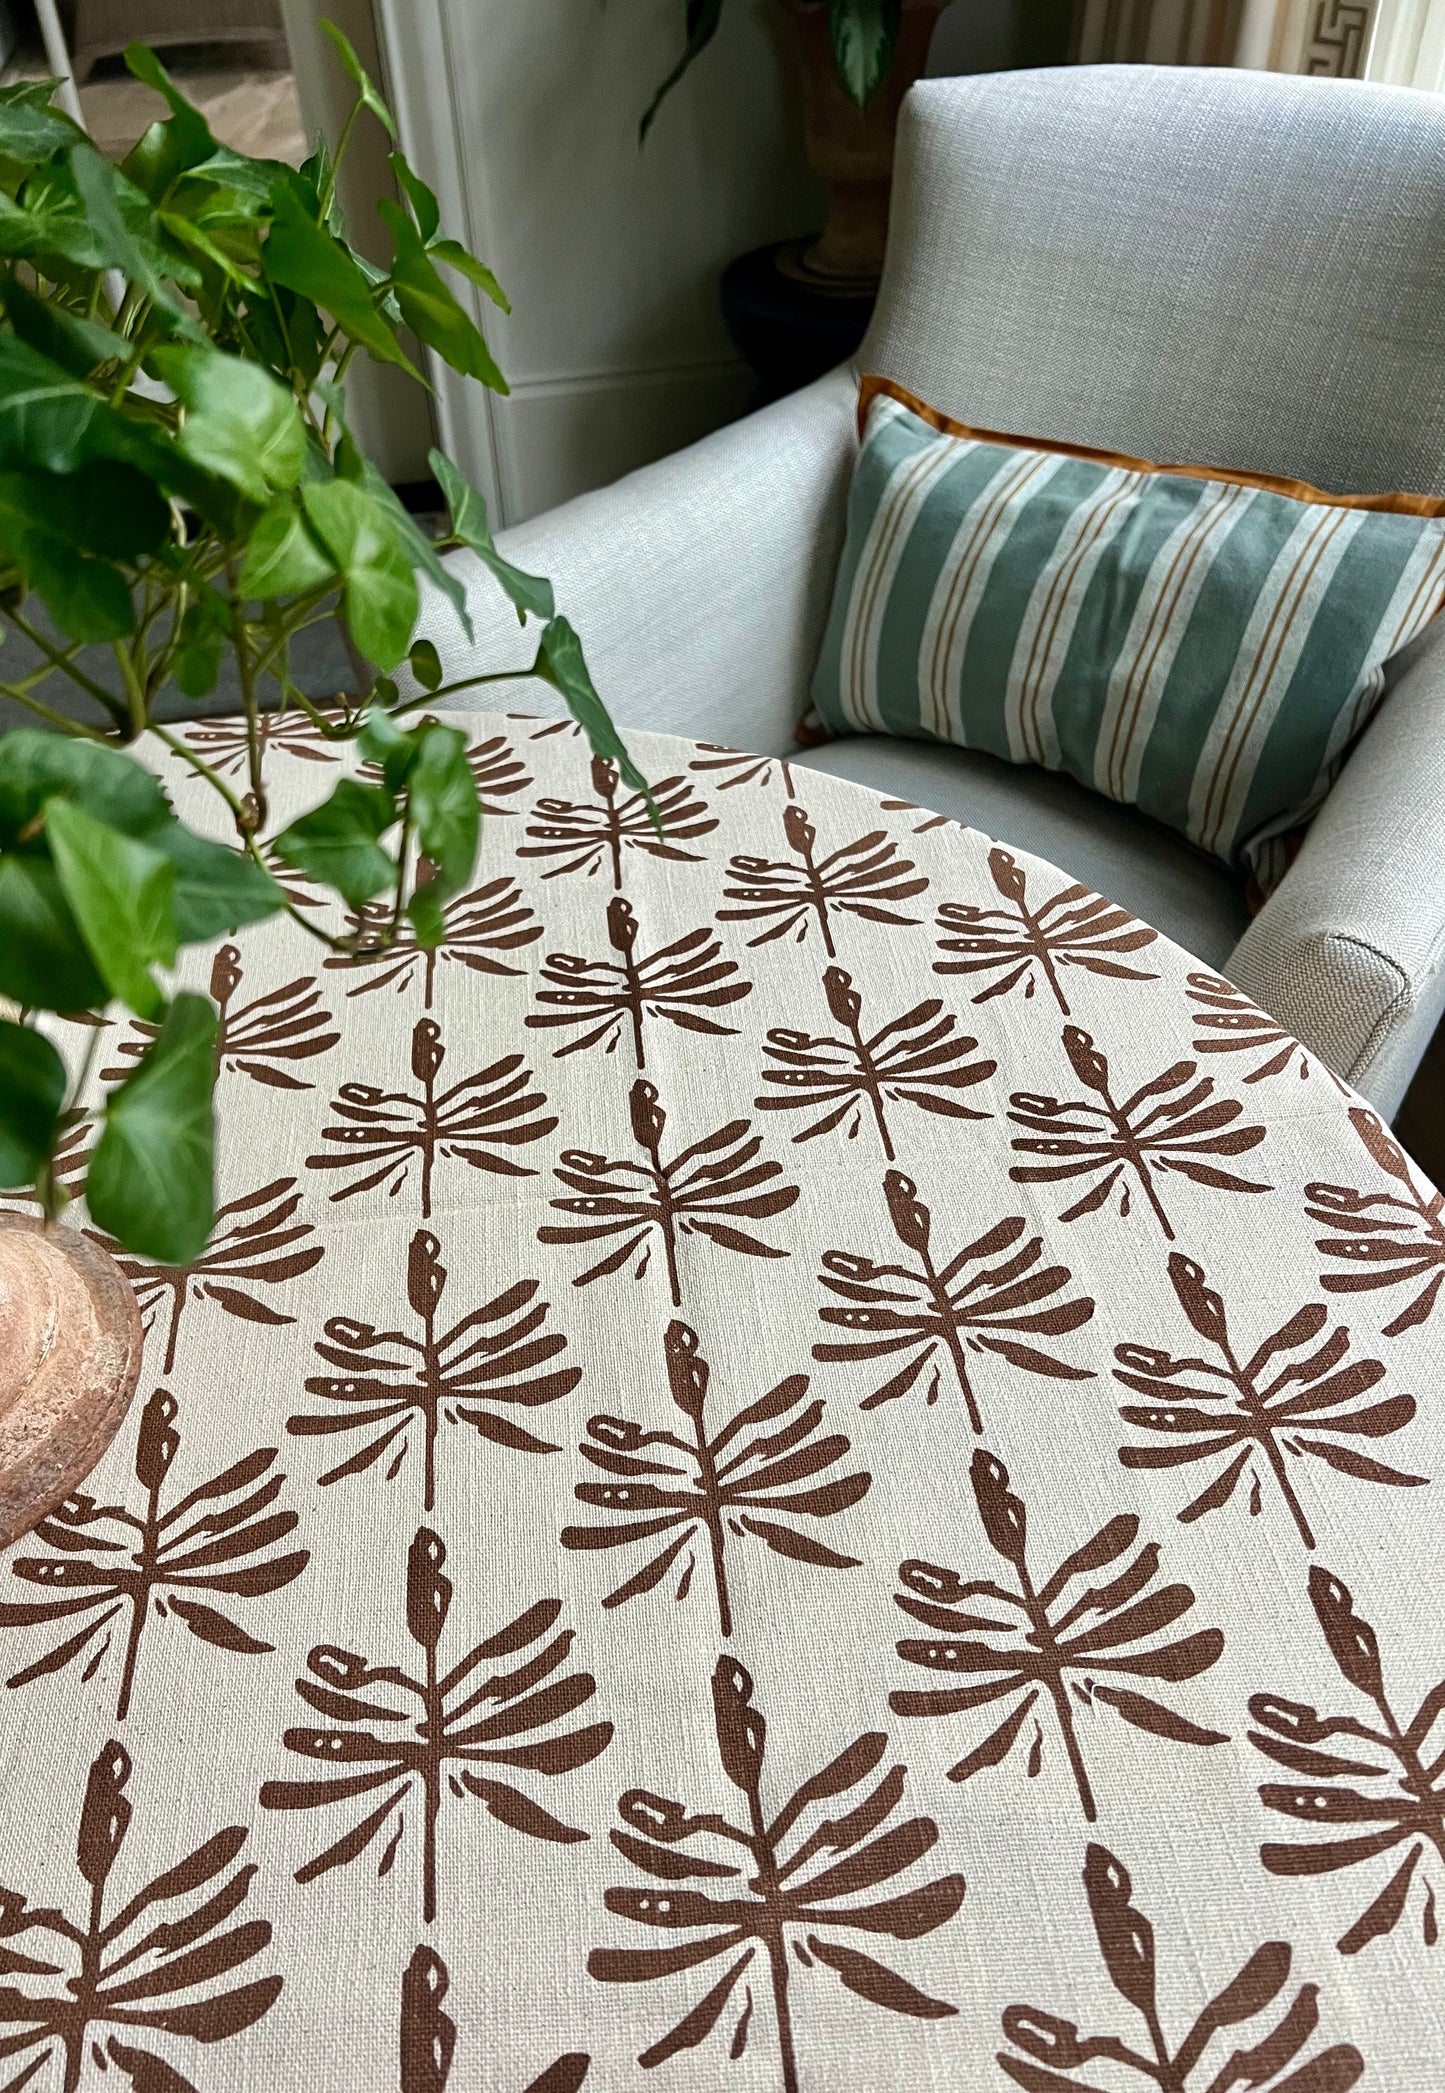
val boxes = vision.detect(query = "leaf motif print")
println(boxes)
[289,1229,579,1511]
[814,1171,1094,1431]
[307,1020,555,1213]
[1185,971,1324,1086]
[95,1178,323,1376]
[889,1450,1226,1823]
[0,1388,308,1722]
[997,1843,1364,2089]
[1009,1026,1269,1238]
[562,1320,868,1636]
[519,758,714,887]
[527,897,751,1065]
[718,804,926,956]
[261,1527,611,1926]
[0,1738,281,2093]
[540,1080,799,1307]
[1305,1107,1445,1337]
[758,967,993,1159]
[104,944,340,1093]
[1251,1564,1445,1956]
[1114,1253,1426,1549]
[325,878,541,1005]
[589,1656,964,2092]
[934,848,1158,1013]
[688,744,797,794]
[177,706,341,776]
[399,1945,590,2093]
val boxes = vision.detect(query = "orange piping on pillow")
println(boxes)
[856,374,1445,520]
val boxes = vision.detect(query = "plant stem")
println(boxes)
[4,609,127,720]
[0,684,109,738]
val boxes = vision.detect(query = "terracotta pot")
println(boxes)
[781,0,945,290]
[0,1213,143,1549]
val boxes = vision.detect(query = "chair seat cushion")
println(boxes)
[791,733,1252,968]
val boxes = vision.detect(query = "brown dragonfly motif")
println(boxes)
[96,1177,323,1375]
[399,1946,590,2093]
[1114,1252,1425,1549]
[262,1527,612,1926]
[717,803,927,956]
[288,1229,579,1512]
[590,1656,964,2093]
[757,966,994,1159]
[1008,1026,1269,1238]
[326,877,542,1005]
[890,1450,1226,1823]
[307,1019,556,1214]
[540,1079,799,1307]
[1305,1106,1445,1337]
[1251,1563,1445,1956]
[518,758,714,887]
[997,1842,1364,2091]
[0,1738,283,2093]
[0,1387,308,1722]
[526,896,751,1065]
[104,944,340,1093]
[813,1170,1095,1432]
[934,847,1158,1013]
[561,1320,868,1636]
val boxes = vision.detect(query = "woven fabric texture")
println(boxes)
[810,389,1445,890]
[2,717,1443,2091]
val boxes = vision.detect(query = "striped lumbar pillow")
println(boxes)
[810,377,1445,892]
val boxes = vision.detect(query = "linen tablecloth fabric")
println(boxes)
[1,715,1442,2093]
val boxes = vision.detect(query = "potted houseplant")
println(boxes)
[644,0,947,290]
[0,28,641,1542]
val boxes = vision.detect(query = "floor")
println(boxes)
[0,38,306,166]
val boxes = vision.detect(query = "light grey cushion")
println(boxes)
[793,734,1251,967]
[863,67,1445,498]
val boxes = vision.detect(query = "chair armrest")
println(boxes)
[1228,626,1445,1117]
[413,367,858,756]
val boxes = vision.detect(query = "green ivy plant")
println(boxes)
[0,28,645,1267]
[643,0,906,139]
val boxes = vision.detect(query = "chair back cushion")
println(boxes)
[862,66,1445,498]
[810,381,1445,889]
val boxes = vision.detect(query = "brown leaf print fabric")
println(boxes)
[3,713,1442,2088]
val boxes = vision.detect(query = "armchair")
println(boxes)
[420,63,1445,1117]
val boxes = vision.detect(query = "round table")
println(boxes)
[2,717,1442,2093]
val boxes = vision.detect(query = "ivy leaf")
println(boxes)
[45,799,177,1021]
[123,42,216,169]
[0,1019,66,1189]
[408,638,443,691]
[0,335,124,473]
[238,496,336,599]
[88,992,218,1264]
[409,723,478,891]
[0,729,170,844]
[360,459,471,641]
[152,827,285,943]
[301,477,418,671]
[405,878,446,949]
[0,78,84,164]
[68,142,200,333]
[379,199,507,393]
[271,777,397,907]
[0,278,129,379]
[358,706,420,794]
[321,18,398,140]
[152,345,306,504]
[0,857,108,1012]
[828,0,901,107]
[388,150,440,243]
[533,616,650,799]
[640,0,725,142]
[0,474,134,641]
[171,600,225,698]
[428,239,509,314]
[430,448,551,622]
[265,176,418,376]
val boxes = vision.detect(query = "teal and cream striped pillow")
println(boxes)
[810,378,1445,892]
